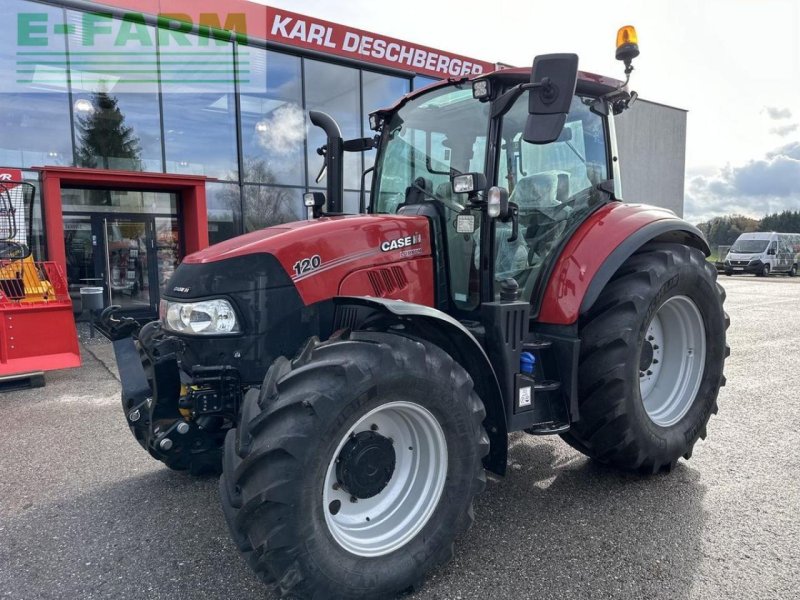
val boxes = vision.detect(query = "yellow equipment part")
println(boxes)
[0,256,56,303]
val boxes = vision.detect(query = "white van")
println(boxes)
[724,232,800,276]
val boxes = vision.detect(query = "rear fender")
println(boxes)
[538,203,710,325]
[331,296,508,475]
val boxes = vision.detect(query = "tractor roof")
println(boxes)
[372,67,623,117]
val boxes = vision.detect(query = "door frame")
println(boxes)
[35,167,209,277]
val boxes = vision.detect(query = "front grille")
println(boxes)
[730,260,750,266]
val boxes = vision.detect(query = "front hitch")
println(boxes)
[97,305,141,341]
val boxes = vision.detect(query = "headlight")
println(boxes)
[162,299,240,335]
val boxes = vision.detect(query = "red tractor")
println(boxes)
[103,27,728,599]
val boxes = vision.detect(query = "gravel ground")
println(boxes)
[1,275,798,599]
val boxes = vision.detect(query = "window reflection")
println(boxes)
[66,9,162,171]
[207,182,242,245]
[162,34,238,180]
[0,1,72,168]
[304,59,361,191]
[240,49,305,186]
[243,185,303,232]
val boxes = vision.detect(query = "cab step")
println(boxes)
[533,379,560,393]
[522,339,552,352]
[524,421,570,435]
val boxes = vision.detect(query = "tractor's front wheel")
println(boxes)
[220,331,487,599]
[562,243,729,473]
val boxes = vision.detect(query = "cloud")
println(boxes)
[764,106,792,120]
[686,141,800,223]
[770,123,799,137]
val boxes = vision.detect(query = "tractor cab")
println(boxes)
[367,67,625,315]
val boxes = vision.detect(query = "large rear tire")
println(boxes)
[220,331,488,599]
[561,243,729,473]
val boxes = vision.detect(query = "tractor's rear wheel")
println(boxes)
[220,331,488,599]
[561,243,729,473]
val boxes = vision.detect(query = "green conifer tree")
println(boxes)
[76,91,142,171]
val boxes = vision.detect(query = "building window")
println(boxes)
[413,75,440,90]
[0,1,73,168]
[243,185,303,232]
[162,33,239,180]
[206,182,242,245]
[66,10,163,172]
[239,48,305,187]
[361,70,411,197]
[303,59,362,192]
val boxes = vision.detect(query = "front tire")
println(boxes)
[220,331,488,599]
[758,263,770,277]
[561,243,729,473]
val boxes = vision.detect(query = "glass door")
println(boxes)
[102,216,156,314]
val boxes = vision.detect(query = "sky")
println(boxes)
[254,0,800,224]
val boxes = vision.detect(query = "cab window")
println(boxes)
[373,86,491,311]
[495,95,608,299]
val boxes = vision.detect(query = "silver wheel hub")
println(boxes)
[639,295,706,427]
[323,401,448,557]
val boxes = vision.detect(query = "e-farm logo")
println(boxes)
[15,11,250,91]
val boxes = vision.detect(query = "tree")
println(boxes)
[75,91,142,171]
[219,158,301,232]
[697,214,759,249]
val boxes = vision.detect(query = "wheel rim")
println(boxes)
[639,295,706,427]
[322,401,448,557]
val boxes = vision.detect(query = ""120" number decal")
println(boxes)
[293,255,322,277]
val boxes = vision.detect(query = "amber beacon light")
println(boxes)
[615,25,640,67]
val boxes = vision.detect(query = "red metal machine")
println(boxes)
[102,27,729,600]
[0,178,80,384]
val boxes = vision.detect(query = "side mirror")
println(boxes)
[523,53,579,145]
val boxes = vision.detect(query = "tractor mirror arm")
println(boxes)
[491,81,547,119]
[343,136,379,152]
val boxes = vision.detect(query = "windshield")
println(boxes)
[373,85,491,310]
[731,240,769,254]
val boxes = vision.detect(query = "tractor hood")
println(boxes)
[179,214,432,305]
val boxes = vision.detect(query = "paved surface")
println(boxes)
[1,277,798,599]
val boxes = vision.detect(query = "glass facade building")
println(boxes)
[0,0,489,315]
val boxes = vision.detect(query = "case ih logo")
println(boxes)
[381,233,423,253]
